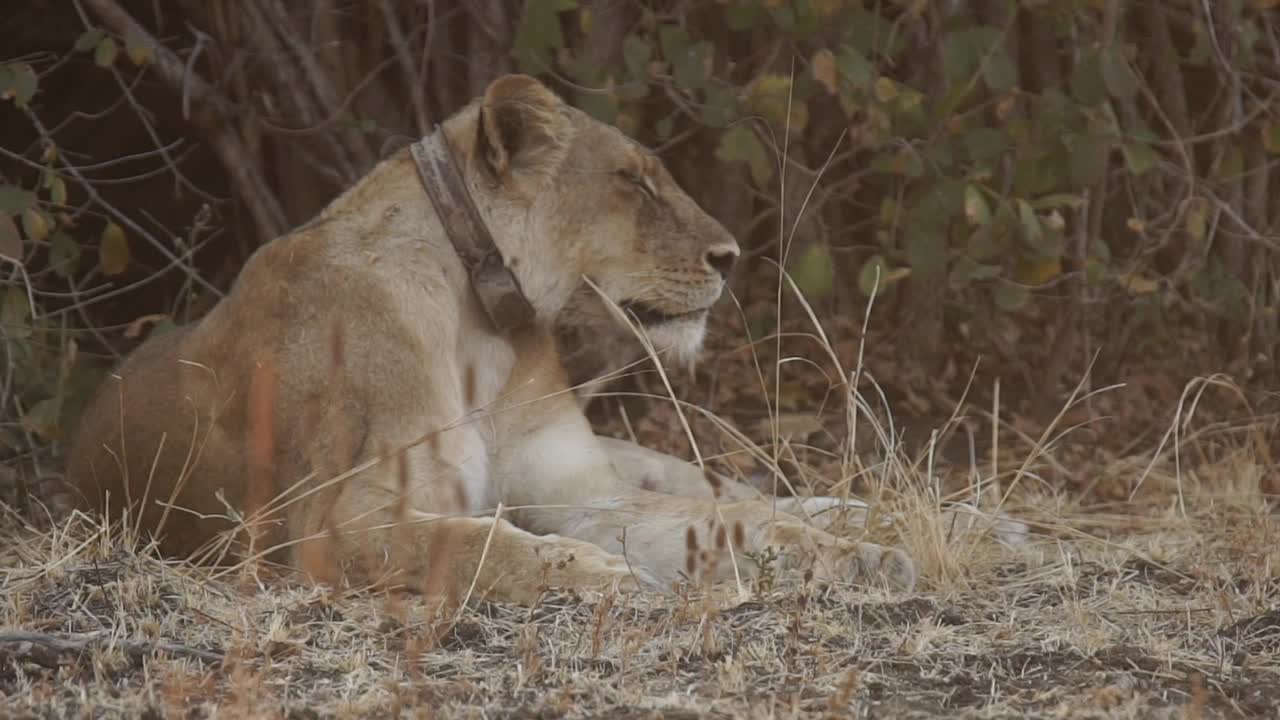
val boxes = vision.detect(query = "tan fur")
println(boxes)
[68,75,916,604]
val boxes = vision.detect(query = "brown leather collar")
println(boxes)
[410,128,536,333]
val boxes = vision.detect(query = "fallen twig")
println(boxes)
[0,630,223,668]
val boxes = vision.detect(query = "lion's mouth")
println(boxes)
[620,301,710,326]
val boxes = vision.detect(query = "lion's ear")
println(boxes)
[476,74,570,182]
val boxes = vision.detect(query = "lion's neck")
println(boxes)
[465,196,580,329]
[320,132,584,329]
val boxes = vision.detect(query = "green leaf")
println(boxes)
[1016,256,1062,285]
[904,224,946,277]
[940,27,985,86]
[672,40,713,90]
[1070,49,1107,106]
[836,45,874,90]
[948,255,1003,290]
[49,231,80,278]
[873,76,897,102]
[0,214,20,259]
[1067,133,1111,187]
[0,185,36,214]
[727,1,764,31]
[983,46,1017,92]
[1216,144,1243,182]
[1121,140,1159,176]
[1262,121,1280,155]
[966,224,997,262]
[100,222,129,276]
[1,285,31,339]
[126,35,154,66]
[870,148,923,177]
[622,34,651,79]
[969,200,1014,260]
[22,209,49,243]
[1185,197,1209,243]
[655,115,674,140]
[940,26,1013,91]
[878,197,899,228]
[75,28,106,52]
[768,3,797,34]
[1188,21,1211,66]
[1017,199,1043,249]
[22,397,61,441]
[47,176,67,206]
[659,26,690,67]
[1,64,38,107]
[699,87,737,128]
[95,37,119,68]
[993,282,1029,312]
[788,242,835,300]
[847,7,899,59]
[926,139,956,172]
[857,254,911,298]
[715,124,773,187]
[1031,193,1085,210]
[1100,46,1137,102]
[747,74,808,133]
[964,185,991,227]
[577,84,619,123]
[514,0,577,70]
[963,127,1010,163]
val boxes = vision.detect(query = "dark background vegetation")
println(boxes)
[2,0,1278,496]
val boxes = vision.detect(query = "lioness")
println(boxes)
[68,74,916,604]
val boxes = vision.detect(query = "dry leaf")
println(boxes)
[812,49,838,94]
[124,313,169,339]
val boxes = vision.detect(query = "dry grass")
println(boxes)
[3,411,1278,718]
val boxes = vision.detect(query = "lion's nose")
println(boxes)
[705,245,739,279]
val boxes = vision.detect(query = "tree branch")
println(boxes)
[81,0,289,242]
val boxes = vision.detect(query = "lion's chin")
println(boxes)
[635,312,707,368]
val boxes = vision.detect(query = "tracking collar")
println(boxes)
[410,128,536,333]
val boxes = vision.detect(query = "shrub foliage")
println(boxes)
[1,0,1277,467]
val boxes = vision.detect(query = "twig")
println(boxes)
[0,630,223,667]
[21,109,223,299]
[380,0,430,136]
[81,0,289,241]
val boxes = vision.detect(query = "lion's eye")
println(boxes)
[617,170,657,200]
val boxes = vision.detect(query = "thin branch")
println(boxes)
[380,0,430,137]
[81,0,289,242]
[0,630,223,667]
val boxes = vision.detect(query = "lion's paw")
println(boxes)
[839,541,917,591]
[798,538,917,592]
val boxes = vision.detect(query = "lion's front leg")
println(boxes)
[296,501,660,606]
[494,379,917,593]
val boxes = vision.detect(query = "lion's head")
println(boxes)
[455,75,739,364]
